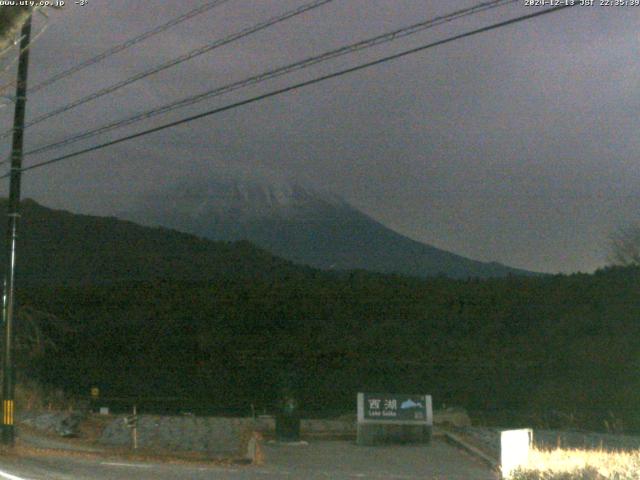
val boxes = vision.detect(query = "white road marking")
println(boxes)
[253,470,291,476]
[100,462,152,468]
[0,468,32,480]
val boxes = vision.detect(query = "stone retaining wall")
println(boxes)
[100,415,255,454]
[18,407,470,455]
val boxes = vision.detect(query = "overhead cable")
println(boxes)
[21,0,232,97]
[7,4,575,178]
[0,0,334,139]
[25,0,517,157]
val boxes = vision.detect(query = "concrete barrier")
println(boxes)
[255,408,468,437]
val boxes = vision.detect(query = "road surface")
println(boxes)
[0,439,498,479]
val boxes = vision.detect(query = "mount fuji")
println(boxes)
[121,170,534,279]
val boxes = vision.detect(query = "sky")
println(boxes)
[0,0,637,274]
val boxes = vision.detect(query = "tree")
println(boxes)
[609,224,640,266]
[0,6,31,50]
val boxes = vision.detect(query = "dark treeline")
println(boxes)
[16,265,640,432]
[2,200,637,430]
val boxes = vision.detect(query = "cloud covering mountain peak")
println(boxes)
[121,167,535,279]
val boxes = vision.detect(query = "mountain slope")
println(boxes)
[123,174,535,279]
[0,199,301,285]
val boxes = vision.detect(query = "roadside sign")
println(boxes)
[124,415,138,428]
[90,387,100,399]
[358,393,433,425]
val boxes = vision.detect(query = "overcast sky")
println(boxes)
[0,0,637,274]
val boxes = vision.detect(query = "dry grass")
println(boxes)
[510,447,640,479]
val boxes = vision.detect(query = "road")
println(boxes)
[0,439,498,479]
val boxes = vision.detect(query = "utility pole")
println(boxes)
[2,13,32,446]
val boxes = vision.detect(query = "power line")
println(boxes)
[0,0,334,140]
[24,0,517,158]
[6,4,575,178]
[4,0,231,99]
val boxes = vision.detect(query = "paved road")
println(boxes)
[0,439,498,479]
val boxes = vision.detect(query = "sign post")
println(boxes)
[124,405,139,450]
[357,393,432,446]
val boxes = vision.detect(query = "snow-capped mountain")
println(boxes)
[121,170,534,279]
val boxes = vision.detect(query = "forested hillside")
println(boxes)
[17,265,640,432]
[2,199,637,431]
[0,199,302,285]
